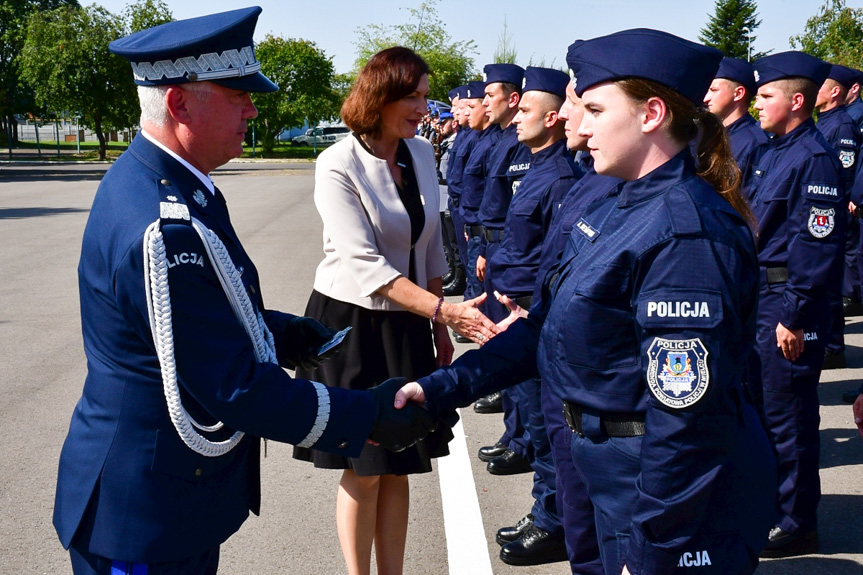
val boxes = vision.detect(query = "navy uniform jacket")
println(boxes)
[54,135,375,563]
[845,98,863,135]
[477,124,530,255]
[446,127,477,207]
[460,124,501,226]
[749,118,846,329]
[488,139,582,297]
[416,151,762,572]
[726,114,769,196]
[815,105,860,189]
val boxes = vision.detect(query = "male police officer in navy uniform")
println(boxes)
[703,57,769,196]
[443,86,474,299]
[749,51,846,558]
[843,66,863,134]
[482,66,583,567]
[53,8,435,573]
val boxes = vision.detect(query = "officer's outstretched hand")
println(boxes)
[493,291,529,334]
[369,378,438,452]
[283,316,338,371]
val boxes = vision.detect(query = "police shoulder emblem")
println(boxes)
[808,205,835,238]
[646,337,709,409]
[840,149,856,169]
[193,189,208,207]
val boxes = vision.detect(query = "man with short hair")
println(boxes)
[436,110,464,297]
[749,51,846,558]
[703,57,769,195]
[53,8,434,573]
[443,86,475,299]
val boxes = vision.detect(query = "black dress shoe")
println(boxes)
[473,391,503,414]
[478,441,508,462]
[487,449,533,476]
[443,272,466,297]
[496,513,534,545]
[760,526,818,558]
[844,296,863,317]
[822,350,847,370]
[500,525,568,566]
[842,389,862,404]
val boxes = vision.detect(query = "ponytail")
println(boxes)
[617,79,757,235]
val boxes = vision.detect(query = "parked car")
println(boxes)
[291,125,350,147]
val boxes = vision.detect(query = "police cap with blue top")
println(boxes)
[753,51,831,88]
[109,6,277,93]
[715,57,757,94]
[827,64,860,89]
[565,29,723,105]
[522,66,569,99]
[482,63,525,88]
[438,111,454,121]
[465,81,487,99]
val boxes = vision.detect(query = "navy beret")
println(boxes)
[522,66,569,98]
[565,29,722,105]
[483,63,524,88]
[753,51,830,88]
[828,64,859,89]
[465,81,487,99]
[715,57,756,94]
[109,6,277,93]
[447,87,461,101]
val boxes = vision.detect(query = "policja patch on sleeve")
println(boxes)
[646,337,709,409]
[808,206,835,238]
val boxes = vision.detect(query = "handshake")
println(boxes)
[367,378,440,452]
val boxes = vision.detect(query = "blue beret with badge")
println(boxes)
[522,66,569,99]
[447,86,461,102]
[715,57,757,94]
[753,51,830,89]
[109,6,277,93]
[482,63,525,88]
[465,80,487,99]
[828,64,860,89]
[565,29,722,105]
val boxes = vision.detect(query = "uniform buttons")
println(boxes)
[337,441,349,450]
[160,179,171,186]
[195,468,203,477]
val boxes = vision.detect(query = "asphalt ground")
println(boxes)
[1,161,862,574]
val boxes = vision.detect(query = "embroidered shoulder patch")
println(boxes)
[646,338,709,409]
[840,150,856,169]
[808,206,835,238]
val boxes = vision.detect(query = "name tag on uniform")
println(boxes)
[575,218,599,242]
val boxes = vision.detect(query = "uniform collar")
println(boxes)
[616,149,696,207]
[726,113,757,134]
[772,117,817,148]
[816,105,847,122]
[140,129,215,195]
[530,138,567,165]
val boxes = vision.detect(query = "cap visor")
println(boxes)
[212,72,278,93]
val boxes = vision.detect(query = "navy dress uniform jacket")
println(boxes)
[459,125,501,227]
[725,114,769,197]
[54,135,375,564]
[815,106,860,190]
[445,127,476,207]
[415,152,775,574]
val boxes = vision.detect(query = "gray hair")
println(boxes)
[138,83,213,127]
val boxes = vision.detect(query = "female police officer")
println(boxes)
[395,29,777,574]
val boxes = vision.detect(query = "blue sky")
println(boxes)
[93,0,861,74]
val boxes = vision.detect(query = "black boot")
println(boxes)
[443,266,466,297]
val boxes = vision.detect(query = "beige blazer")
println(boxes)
[311,134,449,311]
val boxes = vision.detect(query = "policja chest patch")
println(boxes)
[646,338,709,409]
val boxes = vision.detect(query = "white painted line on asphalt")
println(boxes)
[437,409,494,575]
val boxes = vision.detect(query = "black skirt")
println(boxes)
[292,290,453,476]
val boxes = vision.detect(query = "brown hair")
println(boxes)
[774,77,819,115]
[617,78,757,234]
[341,46,430,136]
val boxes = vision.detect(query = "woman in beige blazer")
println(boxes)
[292,47,498,575]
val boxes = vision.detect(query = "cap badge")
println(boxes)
[522,77,527,89]
[482,72,488,82]
[753,70,760,83]
[569,69,577,90]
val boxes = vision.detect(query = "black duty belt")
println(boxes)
[514,295,533,309]
[482,227,505,243]
[562,400,646,438]
[466,224,484,237]
[764,267,789,285]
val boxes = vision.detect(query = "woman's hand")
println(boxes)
[439,292,500,345]
[433,322,454,367]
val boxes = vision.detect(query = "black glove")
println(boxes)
[368,378,438,452]
[283,316,338,371]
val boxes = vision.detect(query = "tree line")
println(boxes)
[3,0,862,160]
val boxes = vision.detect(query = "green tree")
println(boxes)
[0,0,79,145]
[122,0,171,33]
[699,0,767,61]
[493,17,517,64]
[18,2,171,159]
[353,0,476,101]
[790,0,863,68]
[252,35,340,153]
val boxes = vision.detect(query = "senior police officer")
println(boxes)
[481,66,583,567]
[703,57,769,195]
[748,51,846,558]
[52,8,436,573]
[815,64,862,369]
[396,29,777,575]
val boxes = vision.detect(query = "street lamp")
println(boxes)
[742,27,752,62]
